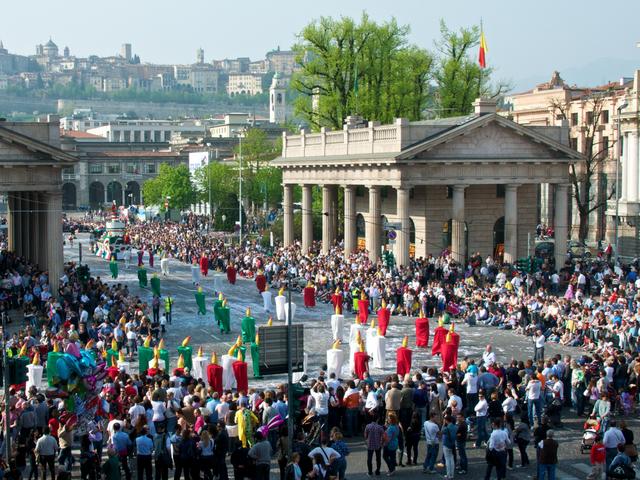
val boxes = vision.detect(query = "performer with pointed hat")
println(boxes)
[396,336,413,377]
[431,317,448,356]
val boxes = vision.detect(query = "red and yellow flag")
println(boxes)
[478,27,488,69]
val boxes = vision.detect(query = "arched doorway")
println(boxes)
[493,216,505,262]
[125,181,140,206]
[443,219,468,259]
[107,181,123,206]
[89,182,104,209]
[356,214,366,251]
[62,183,76,210]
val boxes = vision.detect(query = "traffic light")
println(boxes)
[383,251,395,268]
[516,257,529,272]
[77,264,90,284]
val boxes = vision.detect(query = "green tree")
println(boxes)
[141,163,194,210]
[291,14,434,130]
[194,162,238,207]
[434,21,509,117]
[244,166,283,208]
[235,128,280,171]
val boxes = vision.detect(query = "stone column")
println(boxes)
[504,184,519,264]
[45,191,63,291]
[38,193,49,270]
[395,187,410,267]
[622,132,629,201]
[6,193,16,253]
[283,184,294,247]
[451,185,467,264]
[21,193,31,262]
[366,186,381,262]
[554,184,569,270]
[301,185,313,252]
[322,185,337,254]
[343,186,356,257]
[628,132,639,203]
[30,192,40,267]
[329,186,338,242]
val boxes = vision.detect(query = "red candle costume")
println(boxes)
[331,290,343,312]
[441,325,460,372]
[377,302,390,337]
[431,319,447,356]
[354,351,370,380]
[358,296,369,324]
[255,273,266,293]
[396,336,412,377]
[227,265,237,285]
[232,360,248,393]
[415,313,430,348]
[207,354,223,395]
[200,255,209,276]
[303,284,316,307]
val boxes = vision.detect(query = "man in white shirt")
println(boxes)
[446,388,463,412]
[482,345,496,367]
[422,412,441,474]
[474,392,489,448]
[485,419,510,480]
[534,330,546,362]
[129,397,146,426]
[525,377,542,426]
[603,421,626,470]
[461,372,478,416]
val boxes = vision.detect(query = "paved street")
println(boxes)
[61,235,639,480]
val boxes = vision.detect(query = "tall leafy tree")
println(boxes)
[291,14,434,130]
[141,163,194,210]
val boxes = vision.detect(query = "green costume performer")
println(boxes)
[241,308,256,344]
[218,300,231,334]
[195,288,207,315]
[138,337,154,374]
[177,337,193,370]
[250,336,261,378]
[46,344,63,387]
[150,274,161,297]
[109,257,119,279]
[138,266,148,288]
[213,293,224,327]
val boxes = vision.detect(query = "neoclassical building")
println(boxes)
[273,99,581,268]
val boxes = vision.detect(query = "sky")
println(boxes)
[3,0,639,91]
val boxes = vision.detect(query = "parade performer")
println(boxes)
[26,352,43,390]
[255,270,266,293]
[241,307,256,344]
[218,298,231,334]
[275,287,286,321]
[227,263,237,285]
[46,342,63,386]
[138,335,154,374]
[164,294,173,324]
[377,299,390,336]
[109,256,119,279]
[222,340,240,390]
[232,349,249,393]
[431,317,447,356]
[261,285,272,313]
[441,324,460,372]
[213,293,224,327]
[192,347,208,382]
[123,247,131,269]
[177,336,193,370]
[148,248,154,268]
[200,253,209,277]
[157,339,170,370]
[396,336,413,377]
[137,248,144,267]
[353,334,370,380]
[195,286,207,316]
[331,287,343,312]
[160,252,169,276]
[235,402,259,448]
[371,325,387,369]
[326,340,345,378]
[191,260,200,285]
[415,308,430,348]
[331,304,345,342]
[303,281,316,308]
[250,333,261,378]
[137,265,148,288]
[207,352,223,395]
[358,291,369,324]
[150,273,161,297]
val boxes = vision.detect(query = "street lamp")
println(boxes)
[231,128,246,245]
[615,100,628,264]
[165,195,171,222]
[285,261,295,458]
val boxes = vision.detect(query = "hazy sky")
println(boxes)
[3,0,639,90]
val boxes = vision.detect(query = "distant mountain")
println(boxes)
[511,57,639,93]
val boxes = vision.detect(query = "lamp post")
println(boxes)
[615,100,628,265]
[232,129,245,245]
[165,196,171,222]
[286,261,294,458]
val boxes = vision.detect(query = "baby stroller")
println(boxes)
[580,418,600,454]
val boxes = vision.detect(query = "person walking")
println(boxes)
[153,425,172,480]
[534,330,545,362]
[405,412,422,466]
[248,431,273,480]
[383,413,400,476]
[484,419,510,480]
[514,418,531,468]
[536,429,559,480]
[422,412,441,474]
[441,415,457,480]
[34,426,58,480]
[364,418,384,476]
[455,413,468,475]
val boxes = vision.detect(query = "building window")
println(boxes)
[601,110,609,124]
[107,164,121,174]
[146,163,156,174]
[355,186,365,197]
[602,136,609,157]
[62,167,74,175]
[89,164,103,174]
[144,130,152,142]
[164,131,171,141]
[154,131,162,142]
[569,137,578,150]
[381,186,389,199]
[123,131,131,142]
[446,186,452,199]
[496,185,505,198]
[571,112,579,126]
[586,111,594,125]
[133,131,141,142]
[126,163,137,174]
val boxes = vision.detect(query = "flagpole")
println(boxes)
[478,18,483,98]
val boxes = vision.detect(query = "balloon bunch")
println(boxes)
[51,341,108,435]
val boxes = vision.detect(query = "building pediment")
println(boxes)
[396,113,582,163]
[0,124,77,165]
